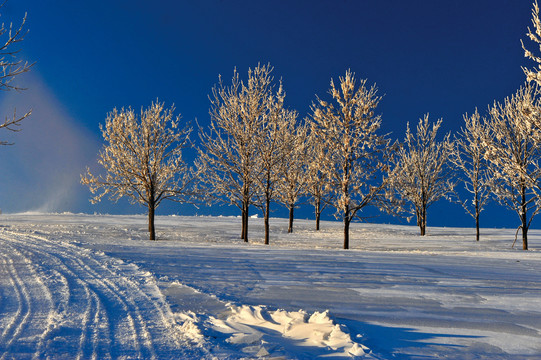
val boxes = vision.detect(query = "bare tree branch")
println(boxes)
[0,2,34,145]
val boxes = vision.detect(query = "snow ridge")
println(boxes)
[208,304,371,358]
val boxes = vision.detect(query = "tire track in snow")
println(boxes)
[0,256,23,345]
[67,250,152,359]
[0,229,199,359]
[0,255,29,350]
[8,232,162,359]
[9,241,108,360]
[0,243,54,360]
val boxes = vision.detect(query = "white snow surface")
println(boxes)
[1,213,541,359]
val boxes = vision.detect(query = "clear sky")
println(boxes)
[0,0,537,230]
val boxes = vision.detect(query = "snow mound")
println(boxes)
[209,304,370,358]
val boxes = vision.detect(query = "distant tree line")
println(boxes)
[81,1,541,251]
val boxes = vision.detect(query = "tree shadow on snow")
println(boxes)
[340,319,490,359]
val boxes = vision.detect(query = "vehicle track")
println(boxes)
[0,229,202,359]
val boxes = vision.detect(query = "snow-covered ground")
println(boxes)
[1,213,540,359]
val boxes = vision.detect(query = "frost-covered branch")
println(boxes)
[448,109,491,241]
[275,120,309,234]
[522,1,541,86]
[483,83,541,250]
[304,126,334,231]
[389,114,453,236]
[252,83,299,244]
[196,63,275,243]
[310,70,395,249]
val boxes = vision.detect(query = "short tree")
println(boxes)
[0,3,33,145]
[310,70,393,249]
[81,101,194,240]
[390,115,453,236]
[197,64,275,243]
[276,121,308,234]
[305,126,333,231]
[483,84,541,250]
[448,109,491,241]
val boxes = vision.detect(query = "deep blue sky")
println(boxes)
[0,0,537,230]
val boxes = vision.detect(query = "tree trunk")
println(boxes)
[419,213,426,236]
[241,183,250,242]
[244,204,249,243]
[241,201,249,243]
[475,215,480,242]
[521,185,528,250]
[343,214,350,250]
[148,204,156,241]
[241,207,246,240]
[264,198,270,245]
[418,204,426,236]
[523,225,528,250]
[475,194,480,242]
[343,202,350,249]
[288,204,294,233]
[315,198,321,231]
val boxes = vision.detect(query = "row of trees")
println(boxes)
[80,2,541,250]
[2,1,540,250]
[80,63,541,251]
[196,66,397,249]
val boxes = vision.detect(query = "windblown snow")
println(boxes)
[1,213,541,359]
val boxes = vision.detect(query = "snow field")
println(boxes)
[1,213,541,359]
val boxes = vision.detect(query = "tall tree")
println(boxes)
[483,83,541,250]
[390,115,453,236]
[253,85,296,245]
[448,110,491,241]
[310,70,393,249]
[197,64,275,243]
[81,101,194,240]
[0,2,33,145]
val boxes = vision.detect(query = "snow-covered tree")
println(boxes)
[197,64,275,243]
[304,126,333,231]
[522,1,541,86]
[390,115,453,236]
[483,83,541,250]
[0,3,32,145]
[81,101,194,240]
[310,70,394,249]
[253,86,296,245]
[276,121,308,234]
[448,109,491,241]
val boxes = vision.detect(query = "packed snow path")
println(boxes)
[0,229,202,359]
